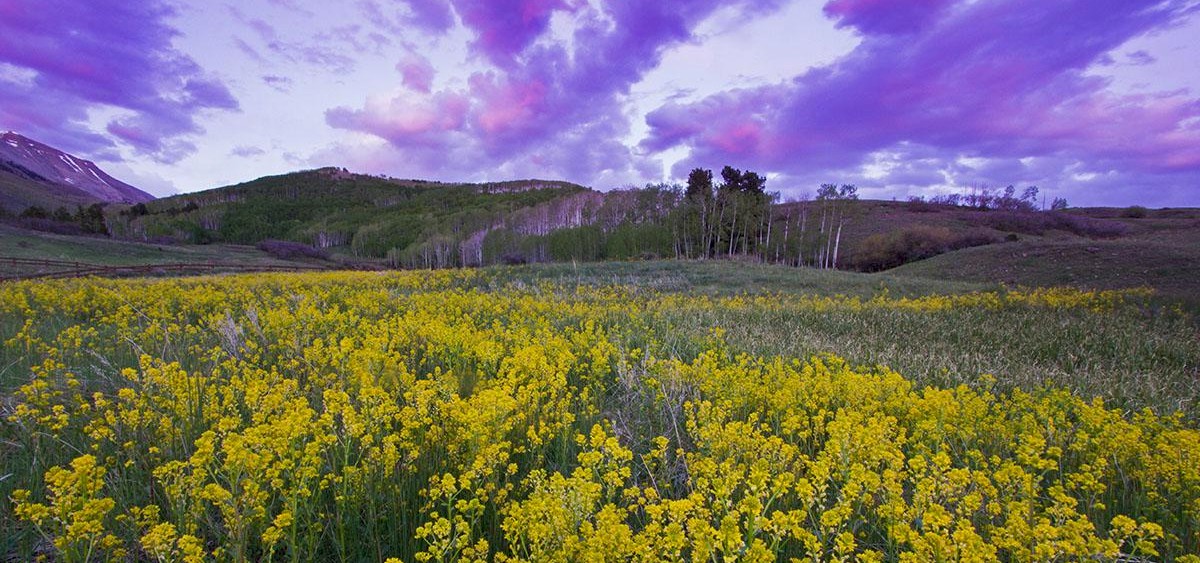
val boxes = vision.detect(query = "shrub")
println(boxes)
[188,225,216,245]
[904,196,939,213]
[256,239,330,260]
[984,211,1128,238]
[10,216,88,236]
[850,225,999,271]
[1121,205,1149,218]
[19,205,49,219]
[1052,213,1129,238]
[501,252,528,265]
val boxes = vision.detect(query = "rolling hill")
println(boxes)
[887,207,1200,306]
[114,168,597,268]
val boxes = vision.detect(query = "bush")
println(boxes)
[122,203,149,217]
[256,239,330,260]
[9,216,88,236]
[501,252,528,265]
[189,225,216,245]
[984,211,1128,239]
[1052,213,1129,238]
[904,196,939,213]
[19,205,49,219]
[1121,205,1149,218]
[850,226,999,271]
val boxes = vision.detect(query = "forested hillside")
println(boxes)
[111,168,591,268]
[108,166,1147,273]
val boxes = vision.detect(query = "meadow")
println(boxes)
[1,265,1198,561]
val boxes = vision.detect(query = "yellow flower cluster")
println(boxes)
[12,454,124,562]
[2,271,1195,561]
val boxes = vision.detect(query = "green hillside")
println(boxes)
[112,168,589,267]
[887,208,1200,307]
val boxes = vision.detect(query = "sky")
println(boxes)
[1,0,1199,207]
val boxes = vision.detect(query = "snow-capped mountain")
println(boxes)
[0,131,154,204]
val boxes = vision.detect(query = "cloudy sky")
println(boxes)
[1,0,1199,206]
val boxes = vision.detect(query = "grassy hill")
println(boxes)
[112,168,590,267]
[888,207,1200,307]
[0,223,320,278]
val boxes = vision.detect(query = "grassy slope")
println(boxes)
[888,209,1200,307]
[0,223,306,277]
[835,200,1005,240]
[489,259,994,297]
[122,169,589,257]
[0,169,96,214]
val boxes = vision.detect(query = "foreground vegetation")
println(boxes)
[2,268,1198,560]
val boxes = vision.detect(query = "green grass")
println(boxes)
[0,223,309,277]
[656,298,1198,418]
[888,236,1200,309]
[474,260,1199,420]
[482,259,996,297]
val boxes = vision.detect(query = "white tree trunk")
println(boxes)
[832,220,843,270]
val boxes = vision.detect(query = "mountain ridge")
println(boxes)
[0,131,154,211]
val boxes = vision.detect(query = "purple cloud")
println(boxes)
[234,37,268,63]
[397,54,436,93]
[0,0,238,162]
[450,0,579,66]
[824,0,956,35]
[326,91,471,146]
[262,75,294,93]
[266,0,315,17]
[329,0,788,186]
[229,8,369,74]
[1126,50,1157,66]
[391,0,458,34]
[230,145,266,158]
[374,0,580,65]
[644,0,1200,200]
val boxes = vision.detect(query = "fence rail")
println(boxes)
[0,256,92,268]
[0,256,330,282]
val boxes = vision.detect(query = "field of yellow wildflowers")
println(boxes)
[2,269,1198,561]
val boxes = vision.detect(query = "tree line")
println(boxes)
[10,203,109,236]
[476,166,860,270]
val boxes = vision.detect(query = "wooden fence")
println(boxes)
[0,256,330,282]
